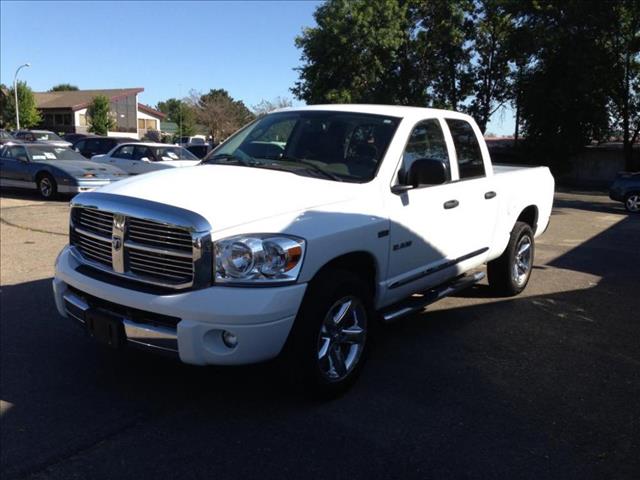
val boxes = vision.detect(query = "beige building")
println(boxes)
[33,88,165,139]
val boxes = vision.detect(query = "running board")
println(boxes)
[381,271,485,323]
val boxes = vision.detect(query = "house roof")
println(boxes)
[138,103,166,119]
[34,88,144,111]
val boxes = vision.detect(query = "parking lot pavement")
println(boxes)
[1,189,639,480]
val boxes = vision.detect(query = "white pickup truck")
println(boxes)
[53,105,554,394]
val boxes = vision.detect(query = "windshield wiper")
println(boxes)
[205,153,250,166]
[275,156,343,182]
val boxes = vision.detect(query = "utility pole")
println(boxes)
[13,63,31,130]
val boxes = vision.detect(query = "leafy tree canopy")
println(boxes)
[49,83,79,92]
[87,95,115,135]
[2,81,41,129]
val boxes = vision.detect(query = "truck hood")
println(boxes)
[95,164,361,232]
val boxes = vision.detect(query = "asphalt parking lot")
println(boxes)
[1,189,639,479]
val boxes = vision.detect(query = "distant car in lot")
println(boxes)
[13,130,72,148]
[175,135,207,147]
[0,129,16,145]
[63,133,90,144]
[185,144,212,159]
[609,171,640,213]
[73,136,139,159]
[0,142,127,199]
[91,142,200,174]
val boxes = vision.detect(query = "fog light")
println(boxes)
[222,330,238,348]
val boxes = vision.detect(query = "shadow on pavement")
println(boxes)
[1,219,638,480]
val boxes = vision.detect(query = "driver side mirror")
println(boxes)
[393,158,449,194]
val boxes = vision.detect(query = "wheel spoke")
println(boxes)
[341,326,364,344]
[330,346,347,377]
[517,241,531,256]
[332,299,352,326]
[317,337,331,360]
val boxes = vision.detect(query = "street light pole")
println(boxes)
[13,63,31,130]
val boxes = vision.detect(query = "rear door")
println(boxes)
[443,118,499,266]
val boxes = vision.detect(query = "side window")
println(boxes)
[75,140,86,151]
[8,146,28,160]
[446,119,485,180]
[132,146,152,161]
[112,145,134,159]
[403,119,449,171]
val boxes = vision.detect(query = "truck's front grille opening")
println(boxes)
[70,206,196,289]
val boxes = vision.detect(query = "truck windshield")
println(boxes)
[202,111,401,182]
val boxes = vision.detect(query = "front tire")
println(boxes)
[487,221,535,296]
[284,269,372,397]
[624,193,640,213]
[37,174,57,200]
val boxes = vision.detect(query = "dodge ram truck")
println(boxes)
[53,105,554,394]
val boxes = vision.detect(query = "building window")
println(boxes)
[138,119,158,130]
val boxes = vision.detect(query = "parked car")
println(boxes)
[73,136,139,159]
[63,133,90,144]
[0,142,127,199]
[13,130,72,148]
[609,171,640,213]
[53,105,554,395]
[91,142,200,174]
[185,144,212,159]
[0,129,16,145]
[175,135,207,147]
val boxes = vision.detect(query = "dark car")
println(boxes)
[13,129,72,148]
[609,171,640,213]
[73,136,139,159]
[0,142,127,199]
[0,129,16,145]
[63,133,90,144]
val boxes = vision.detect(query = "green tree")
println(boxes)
[467,0,514,133]
[292,0,410,104]
[87,95,115,135]
[189,89,253,142]
[412,0,475,110]
[49,83,79,92]
[514,0,617,171]
[606,0,640,170]
[3,81,41,129]
[157,98,196,136]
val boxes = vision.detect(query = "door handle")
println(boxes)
[444,199,459,209]
[485,191,497,199]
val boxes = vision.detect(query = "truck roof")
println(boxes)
[274,104,474,122]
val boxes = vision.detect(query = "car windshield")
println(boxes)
[28,145,85,161]
[151,146,198,161]
[34,131,64,141]
[202,111,401,183]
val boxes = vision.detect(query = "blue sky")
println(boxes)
[0,0,514,135]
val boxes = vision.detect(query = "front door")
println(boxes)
[0,145,32,187]
[384,118,467,304]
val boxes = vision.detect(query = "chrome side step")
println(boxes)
[381,271,485,323]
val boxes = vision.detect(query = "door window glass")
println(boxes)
[132,146,152,161]
[446,119,485,179]
[403,119,449,172]
[112,145,134,159]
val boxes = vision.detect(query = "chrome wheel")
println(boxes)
[512,235,532,287]
[626,194,640,212]
[317,295,367,382]
[39,177,53,198]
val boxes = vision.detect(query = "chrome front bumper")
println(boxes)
[62,290,179,355]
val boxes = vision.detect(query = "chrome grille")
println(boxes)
[69,205,207,289]
[128,218,193,252]
[73,229,112,267]
[77,208,113,236]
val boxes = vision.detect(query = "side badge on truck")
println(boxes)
[393,240,412,251]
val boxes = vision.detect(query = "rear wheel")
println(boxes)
[624,193,640,213]
[284,269,372,397]
[37,174,57,200]
[488,221,535,296]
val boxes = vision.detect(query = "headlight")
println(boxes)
[214,234,305,284]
